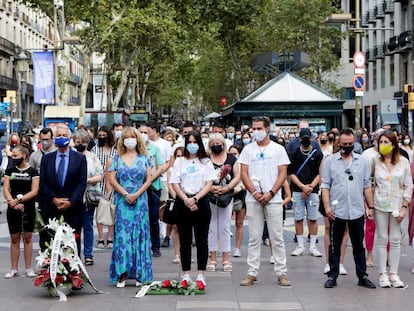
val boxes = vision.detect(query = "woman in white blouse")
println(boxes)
[374,131,413,288]
[170,130,215,287]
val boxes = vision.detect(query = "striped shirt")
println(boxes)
[91,145,117,194]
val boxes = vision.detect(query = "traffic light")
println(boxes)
[404,84,414,110]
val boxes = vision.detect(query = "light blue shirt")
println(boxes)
[55,149,70,186]
[320,152,371,220]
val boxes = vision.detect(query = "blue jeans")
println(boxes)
[82,205,95,258]
[148,188,161,250]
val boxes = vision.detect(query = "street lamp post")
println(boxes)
[16,50,30,135]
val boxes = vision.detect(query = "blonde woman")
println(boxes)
[107,127,153,288]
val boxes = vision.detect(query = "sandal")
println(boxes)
[223,261,232,272]
[107,240,113,249]
[85,258,94,266]
[97,240,105,249]
[206,260,217,272]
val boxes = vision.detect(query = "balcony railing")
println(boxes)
[0,36,16,55]
[368,9,376,23]
[375,5,385,19]
[384,0,394,13]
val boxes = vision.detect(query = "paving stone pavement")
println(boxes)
[0,199,413,311]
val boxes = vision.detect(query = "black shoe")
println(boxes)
[152,248,161,257]
[358,276,376,289]
[161,237,170,248]
[324,277,337,288]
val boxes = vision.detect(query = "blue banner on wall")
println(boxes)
[33,51,55,105]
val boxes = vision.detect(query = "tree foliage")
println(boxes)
[24,0,344,116]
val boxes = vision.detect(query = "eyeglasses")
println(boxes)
[345,168,353,181]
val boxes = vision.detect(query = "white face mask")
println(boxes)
[124,138,137,150]
[140,133,149,143]
[404,139,410,145]
[115,130,122,139]
[253,130,266,142]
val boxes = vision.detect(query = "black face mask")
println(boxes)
[12,158,24,167]
[328,137,334,142]
[320,139,327,145]
[98,137,107,147]
[301,139,311,148]
[340,145,354,155]
[74,144,86,152]
[210,145,223,155]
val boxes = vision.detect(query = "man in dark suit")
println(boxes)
[38,125,87,253]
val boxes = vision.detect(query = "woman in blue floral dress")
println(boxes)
[107,126,153,287]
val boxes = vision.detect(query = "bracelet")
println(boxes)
[193,196,199,203]
[368,206,374,210]
[269,190,275,198]
[402,205,408,209]
[251,190,258,196]
[124,192,129,197]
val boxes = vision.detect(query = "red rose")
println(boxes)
[180,279,188,289]
[33,276,44,286]
[70,274,83,288]
[162,280,171,288]
[55,275,63,285]
[196,280,205,290]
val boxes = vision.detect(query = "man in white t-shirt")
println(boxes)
[238,116,291,287]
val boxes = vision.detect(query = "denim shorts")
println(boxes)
[292,192,319,221]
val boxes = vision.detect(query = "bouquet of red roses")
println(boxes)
[136,278,205,297]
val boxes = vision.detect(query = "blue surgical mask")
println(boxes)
[54,136,70,148]
[235,135,241,140]
[186,143,199,154]
[227,133,234,139]
[115,130,122,140]
[242,139,251,145]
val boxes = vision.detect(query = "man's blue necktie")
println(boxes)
[57,154,65,187]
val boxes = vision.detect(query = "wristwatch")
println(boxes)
[269,190,275,198]
[193,196,199,203]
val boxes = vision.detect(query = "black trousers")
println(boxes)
[328,215,367,280]
[147,188,161,250]
[176,196,211,271]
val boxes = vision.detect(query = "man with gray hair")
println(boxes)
[38,125,87,254]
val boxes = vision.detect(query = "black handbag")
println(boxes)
[208,190,234,208]
[162,199,178,225]
[85,189,103,207]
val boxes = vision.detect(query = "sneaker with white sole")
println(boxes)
[233,248,241,257]
[181,274,192,283]
[309,247,322,257]
[379,273,391,288]
[389,274,405,288]
[339,264,348,275]
[25,268,36,278]
[240,275,257,286]
[323,263,330,274]
[270,255,275,264]
[4,269,18,279]
[291,246,305,256]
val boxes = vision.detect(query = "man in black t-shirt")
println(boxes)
[288,128,323,257]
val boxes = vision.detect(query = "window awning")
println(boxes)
[380,113,400,125]
[44,105,81,118]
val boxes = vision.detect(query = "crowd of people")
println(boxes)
[2,117,414,290]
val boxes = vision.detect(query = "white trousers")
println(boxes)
[208,201,233,252]
[375,210,402,274]
[246,202,287,277]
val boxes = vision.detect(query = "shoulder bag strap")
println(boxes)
[296,149,317,176]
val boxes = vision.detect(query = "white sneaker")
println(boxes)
[339,264,348,275]
[379,273,391,288]
[4,269,18,279]
[181,274,192,283]
[264,238,270,246]
[270,255,275,264]
[196,274,206,286]
[389,274,405,288]
[323,263,330,274]
[233,248,241,257]
[291,246,305,256]
[25,268,36,278]
[309,247,322,257]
